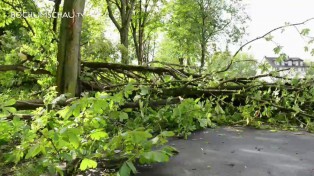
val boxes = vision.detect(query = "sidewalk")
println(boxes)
[137,127,314,176]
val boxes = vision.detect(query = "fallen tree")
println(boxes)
[1,18,314,176]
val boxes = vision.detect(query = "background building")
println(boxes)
[265,56,308,78]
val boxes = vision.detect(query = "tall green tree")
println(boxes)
[131,0,163,65]
[106,0,136,64]
[56,0,86,96]
[166,0,248,70]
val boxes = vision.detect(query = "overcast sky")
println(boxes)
[241,0,314,61]
[103,0,314,61]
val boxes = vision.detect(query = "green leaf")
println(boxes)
[25,144,42,159]
[3,107,16,113]
[139,151,169,164]
[125,131,152,143]
[194,98,201,103]
[118,162,131,176]
[300,28,310,36]
[162,146,179,155]
[80,158,97,171]
[265,34,273,41]
[273,46,282,54]
[124,84,135,98]
[72,104,81,117]
[123,108,133,112]
[292,104,301,113]
[93,101,103,114]
[6,150,24,164]
[151,136,159,144]
[215,104,225,114]
[291,78,299,86]
[67,132,80,149]
[160,131,175,137]
[304,46,309,52]
[119,112,129,122]
[311,49,314,56]
[126,161,138,174]
[164,75,172,82]
[4,99,16,107]
[140,86,149,95]
[139,100,144,109]
[61,128,81,149]
[198,118,208,128]
[58,106,72,119]
[90,131,108,140]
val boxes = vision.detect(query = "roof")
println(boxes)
[265,56,308,68]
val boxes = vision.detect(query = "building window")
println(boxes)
[294,61,299,66]
[288,61,292,66]
[300,62,304,66]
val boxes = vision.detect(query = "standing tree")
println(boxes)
[166,0,248,70]
[106,0,136,64]
[131,0,162,65]
[56,0,86,96]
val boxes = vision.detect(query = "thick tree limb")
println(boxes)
[82,62,186,79]
[12,97,182,111]
[0,65,52,75]
[106,0,122,30]
[13,99,44,110]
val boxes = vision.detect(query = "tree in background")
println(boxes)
[81,3,118,63]
[131,0,163,65]
[208,51,257,78]
[164,0,248,70]
[106,0,136,64]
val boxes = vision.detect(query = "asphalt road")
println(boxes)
[136,127,314,176]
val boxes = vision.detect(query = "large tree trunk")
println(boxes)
[56,0,86,97]
[120,27,129,64]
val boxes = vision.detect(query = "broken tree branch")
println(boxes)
[0,65,52,75]
[217,17,314,74]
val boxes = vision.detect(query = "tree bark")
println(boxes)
[56,0,86,97]
[120,27,130,64]
[11,97,181,111]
